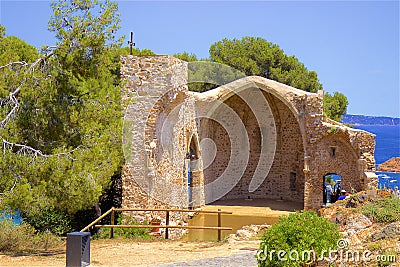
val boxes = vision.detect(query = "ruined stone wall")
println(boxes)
[120,56,201,237]
[200,89,304,204]
[300,92,377,210]
[121,55,187,209]
[201,93,262,200]
[220,93,263,200]
[251,92,305,203]
[120,56,376,214]
[305,134,360,209]
[201,118,231,187]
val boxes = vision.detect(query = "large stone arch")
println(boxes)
[193,77,308,206]
[193,76,311,158]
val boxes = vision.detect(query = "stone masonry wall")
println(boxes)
[121,56,377,215]
[201,90,304,204]
[300,92,377,210]
[121,56,200,237]
[251,91,305,203]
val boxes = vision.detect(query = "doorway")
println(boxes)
[323,173,342,206]
[186,134,201,209]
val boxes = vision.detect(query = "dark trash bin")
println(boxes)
[66,232,90,267]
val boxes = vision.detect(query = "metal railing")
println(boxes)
[81,207,232,241]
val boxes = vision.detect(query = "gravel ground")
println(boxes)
[0,240,261,267]
[151,252,258,267]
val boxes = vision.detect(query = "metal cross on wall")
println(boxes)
[128,32,136,55]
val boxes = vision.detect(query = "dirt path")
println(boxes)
[0,239,260,267]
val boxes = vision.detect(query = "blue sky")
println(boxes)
[1,1,399,117]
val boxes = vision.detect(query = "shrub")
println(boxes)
[0,218,36,252]
[257,211,341,267]
[360,196,400,223]
[0,218,62,252]
[33,230,64,251]
[71,206,101,235]
[23,209,72,235]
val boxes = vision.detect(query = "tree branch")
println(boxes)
[0,61,28,70]
[2,137,47,157]
[0,101,19,128]
[1,136,82,159]
[0,47,57,130]
[0,46,83,159]
[0,175,20,196]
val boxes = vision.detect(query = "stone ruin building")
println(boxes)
[120,55,377,213]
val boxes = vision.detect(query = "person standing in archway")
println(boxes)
[325,183,332,204]
[332,180,342,203]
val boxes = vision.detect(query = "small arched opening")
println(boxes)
[186,133,203,209]
[310,133,360,210]
[323,173,342,206]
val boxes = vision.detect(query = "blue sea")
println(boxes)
[355,125,400,190]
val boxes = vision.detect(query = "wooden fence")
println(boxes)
[81,207,232,241]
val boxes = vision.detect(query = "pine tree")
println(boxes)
[0,0,123,217]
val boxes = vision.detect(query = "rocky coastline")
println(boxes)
[378,157,400,172]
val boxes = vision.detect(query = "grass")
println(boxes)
[0,218,63,253]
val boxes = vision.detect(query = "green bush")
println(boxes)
[360,196,400,223]
[23,209,72,235]
[257,211,341,267]
[0,218,62,252]
[93,215,153,240]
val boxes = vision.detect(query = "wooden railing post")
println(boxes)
[165,210,170,239]
[80,207,114,232]
[84,208,233,241]
[217,209,221,241]
[110,208,115,239]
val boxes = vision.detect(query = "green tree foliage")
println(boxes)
[209,37,322,93]
[174,52,246,92]
[324,175,336,186]
[174,52,214,92]
[0,25,5,38]
[208,37,348,121]
[0,0,124,218]
[174,52,198,62]
[0,36,38,65]
[120,47,155,56]
[258,211,341,267]
[0,30,39,100]
[323,92,348,122]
